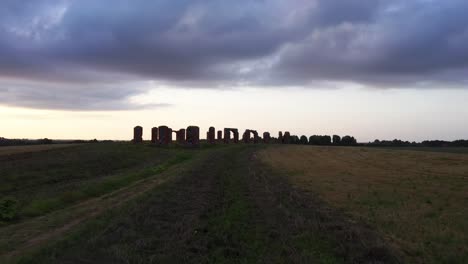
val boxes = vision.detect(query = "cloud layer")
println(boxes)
[1,0,467,110]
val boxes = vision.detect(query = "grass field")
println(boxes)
[0,144,79,156]
[259,145,468,263]
[0,143,466,263]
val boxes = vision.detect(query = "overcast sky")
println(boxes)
[1,0,467,141]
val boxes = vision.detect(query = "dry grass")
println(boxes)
[0,144,78,156]
[259,145,468,263]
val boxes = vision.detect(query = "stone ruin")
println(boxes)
[131,125,295,147]
[207,127,216,144]
[151,127,158,144]
[133,126,143,143]
[224,128,239,143]
[242,129,260,144]
[263,132,271,143]
[186,126,200,146]
[158,126,171,145]
[175,129,186,144]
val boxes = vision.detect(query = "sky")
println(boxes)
[1,0,467,142]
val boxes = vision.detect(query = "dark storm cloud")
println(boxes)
[0,0,467,110]
[0,80,169,110]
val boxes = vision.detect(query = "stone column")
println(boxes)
[217,130,223,142]
[233,129,239,143]
[186,126,200,146]
[208,126,216,144]
[253,131,259,144]
[176,129,186,144]
[263,132,271,143]
[242,130,250,143]
[224,128,231,143]
[133,126,143,143]
[158,126,170,145]
[151,127,158,144]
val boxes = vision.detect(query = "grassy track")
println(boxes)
[259,145,468,263]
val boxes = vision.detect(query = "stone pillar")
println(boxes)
[278,131,283,144]
[158,126,170,145]
[207,127,216,144]
[151,127,158,144]
[283,132,291,144]
[233,129,239,143]
[176,129,186,144]
[224,128,231,143]
[242,130,250,143]
[186,126,200,146]
[168,128,173,143]
[217,130,223,142]
[252,131,259,144]
[263,132,271,143]
[133,126,143,143]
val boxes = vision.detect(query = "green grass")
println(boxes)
[0,143,194,222]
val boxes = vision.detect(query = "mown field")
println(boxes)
[259,146,468,263]
[0,143,466,263]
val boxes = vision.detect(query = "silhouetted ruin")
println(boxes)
[133,126,143,143]
[176,129,186,144]
[207,127,216,144]
[263,132,271,143]
[242,129,260,144]
[130,126,360,147]
[224,128,239,143]
[186,126,200,146]
[158,126,171,145]
[151,127,158,144]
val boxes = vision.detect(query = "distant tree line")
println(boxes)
[0,137,54,146]
[282,134,358,146]
[0,137,110,147]
[367,139,468,147]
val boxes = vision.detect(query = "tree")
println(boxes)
[341,135,357,146]
[332,135,341,145]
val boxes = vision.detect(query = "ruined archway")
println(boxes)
[223,128,239,143]
[242,129,260,144]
